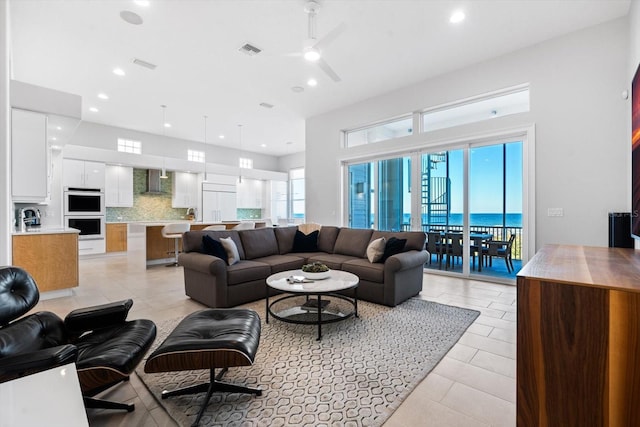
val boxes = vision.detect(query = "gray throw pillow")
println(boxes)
[366,237,386,263]
[220,237,240,265]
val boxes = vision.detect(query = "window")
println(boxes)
[117,138,141,154]
[422,88,530,132]
[347,157,411,231]
[188,149,205,163]
[345,116,413,148]
[239,157,253,169]
[290,168,305,221]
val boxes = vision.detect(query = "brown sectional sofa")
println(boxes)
[178,226,428,308]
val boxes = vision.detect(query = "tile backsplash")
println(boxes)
[237,208,263,219]
[106,169,189,222]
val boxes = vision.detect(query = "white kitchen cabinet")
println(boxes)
[202,190,237,222]
[63,159,105,189]
[172,171,198,208]
[11,109,50,203]
[236,178,263,209]
[105,165,133,207]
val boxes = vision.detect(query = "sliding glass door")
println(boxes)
[346,138,525,281]
[348,156,411,231]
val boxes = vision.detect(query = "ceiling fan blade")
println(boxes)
[313,22,347,51]
[316,58,341,82]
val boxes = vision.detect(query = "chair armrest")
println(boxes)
[64,299,133,337]
[0,345,78,383]
[488,240,509,248]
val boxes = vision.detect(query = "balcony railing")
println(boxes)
[402,223,523,260]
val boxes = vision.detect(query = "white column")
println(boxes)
[0,0,11,264]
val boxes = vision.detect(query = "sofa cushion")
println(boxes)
[342,258,385,283]
[239,228,279,260]
[317,226,339,253]
[334,228,374,258]
[253,254,305,273]
[381,237,407,262]
[307,253,362,270]
[220,237,241,265]
[366,237,386,263]
[292,230,319,252]
[274,226,297,254]
[371,230,426,252]
[226,260,271,286]
[201,235,228,264]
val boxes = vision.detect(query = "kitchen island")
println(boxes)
[120,221,266,268]
[12,227,80,295]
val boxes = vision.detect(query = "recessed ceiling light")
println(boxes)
[51,145,62,150]
[291,86,304,93]
[219,134,225,139]
[89,107,99,112]
[51,136,57,141]
[120,10,143,25]
[307,78,318,87]
[260,143,267,148]
[450,10,465,24]
[56,126,62,130]
[134,0,150,6]
[98,93,109,100]
[113,68,125,76]
[164,123,171,128]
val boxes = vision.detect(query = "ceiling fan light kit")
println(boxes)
[300,0,344,82]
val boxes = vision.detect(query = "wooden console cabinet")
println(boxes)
[517,245,640,426]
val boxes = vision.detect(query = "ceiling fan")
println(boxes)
[299,0,346,82]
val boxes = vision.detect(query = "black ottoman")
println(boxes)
[144,309,262,426]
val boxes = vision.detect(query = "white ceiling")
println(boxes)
[9,0,630,156]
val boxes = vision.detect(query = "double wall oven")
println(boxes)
[64,188,105,240]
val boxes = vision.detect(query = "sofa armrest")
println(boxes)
[179,252,228,276]
[384,250,429,272]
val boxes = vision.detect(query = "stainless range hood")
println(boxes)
[146,169,164,194]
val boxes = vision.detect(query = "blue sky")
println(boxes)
[434,141,523,213]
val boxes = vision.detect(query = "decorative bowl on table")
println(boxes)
[301,262,331,280]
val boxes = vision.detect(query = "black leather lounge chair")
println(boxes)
[0,266,157,412]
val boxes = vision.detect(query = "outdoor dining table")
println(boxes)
[470,233,493,272]
[433,231,493,272]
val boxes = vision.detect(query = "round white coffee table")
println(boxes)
[265,269,359,341]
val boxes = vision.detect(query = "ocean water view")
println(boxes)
[403,213,523,227]
[448,213,522,227]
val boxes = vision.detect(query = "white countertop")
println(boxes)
[12,226,81,236]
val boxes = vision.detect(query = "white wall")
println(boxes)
[1,1,11,264]
[70,121,281,173]
[305,17,629,250]
[277,151,305,172]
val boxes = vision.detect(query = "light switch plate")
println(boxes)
[548,208,564,217]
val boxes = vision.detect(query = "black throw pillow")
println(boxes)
[292,230,319,252]
[202,235,229,264]
[380,237,407,262]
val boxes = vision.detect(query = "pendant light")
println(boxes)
[238,124,243,184]
[203,115,208,182]
[160,105,168,179]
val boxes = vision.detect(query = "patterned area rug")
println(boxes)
[136,298,479,426]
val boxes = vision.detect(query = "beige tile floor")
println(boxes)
[34,250,516,426]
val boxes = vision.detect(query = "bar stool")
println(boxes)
[161,223,191,266]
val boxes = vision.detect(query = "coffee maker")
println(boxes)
[19,207,41,228]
